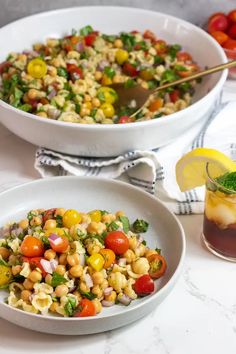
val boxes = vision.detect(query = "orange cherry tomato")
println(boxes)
[70,36,80,45]
[100,248,116,268]
[211,31,229,45]
[154,39,167,54]
[227,9,236,23]
[49,236,69,253]
[148,98,163,112]
[74,298,96,317]
[176,51,192,62]
[207,13,229,33]
[20,236,44,257]
[104,231,129,255]
[147,253,167,279]
[223,38,236,50]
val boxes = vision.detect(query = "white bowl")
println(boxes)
[0,7,227,157]
[0,177,185,335]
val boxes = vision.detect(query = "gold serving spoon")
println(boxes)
[111,60,236,117]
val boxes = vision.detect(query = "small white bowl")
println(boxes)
[0,177,185,335]
[0,7,227,156]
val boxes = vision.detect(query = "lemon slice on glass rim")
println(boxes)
[175,148,236,192]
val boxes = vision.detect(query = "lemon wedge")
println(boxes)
[175,148,236,192]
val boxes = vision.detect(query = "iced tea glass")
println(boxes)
[202,165,236,261]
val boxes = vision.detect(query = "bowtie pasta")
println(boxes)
[0,208,167,317]
[0,26,200,124]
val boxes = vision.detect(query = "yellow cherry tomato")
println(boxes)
[27,58,47,79]
[87,253,105,271]
[44,227,67,238]
[0,264,12,286]
[97,87,118,104]
[115,49,129,65]
[100,103,115,118]
[62,209,82,228]
[139,69,154,81]
[88,210,102,222]
[101,75,112,86]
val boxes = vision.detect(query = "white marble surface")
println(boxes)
[0,81,236,353]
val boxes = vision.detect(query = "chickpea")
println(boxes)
[72,290,82,302]
[91,272,104,285]
[92,285,103,298]
[0,247,10,260]
[84,94,92,102]
[37,111,48,118]
[55,208,66,217]
[94,71,102,81]
[59,253,67,265]
[87,222,106,236]
[11,264,22,275]
[104,290,117,302]
[92,97,100,107]
[69,265,83,278]
[19,219,29,230]
[86,242,102,256]
[114,39,123,48]
[30,216,42,226]
[135,244,146,257]
[79,281,90,293]
[28,270,42,283]
[80,107,90,117]
[47,66,57,76]
[23,278,34,290]
[84,101,92,110]
[67,253,80,267]
[100,279,109,290]
[101,213,116,223]
[50,301,60,312]
[45,274,52,285]
[55,265,66,276]
[131,258,150,274]
[21,289,32,302]
[123,249,136,263]
[27,88,44,100]
[44,219,57,230]
[55,284,69,297]
[145,249,158,259]
[92,298,102,314]
[8,254,17,265]
[115,210,125,218]
[44,249,56,260]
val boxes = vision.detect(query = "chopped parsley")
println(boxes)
[51,272,67,287]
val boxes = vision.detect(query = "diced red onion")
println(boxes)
[101,300,115,307]
[118,294,131,306]
[97,60,109,71]
[79,254,85,266]
[47,88,57,99]
[118,258,127,266]
[75,41,85,52]
[84,273,93,288]
[40,259,53,274]
[48,233,62,246]
[50,259,58,272]
[103,287,113,296]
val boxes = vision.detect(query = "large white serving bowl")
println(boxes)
[0,177,185,335]
[0,7,227,157]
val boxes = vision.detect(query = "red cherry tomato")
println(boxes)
[49,236,69,254]
[122,62,138,77]
[147,253,167,279]
[74,298,96,317]
[207,13,229,33]
[22,256,47,277]
[20,236,44,257]
[143,30,157,42]
[228,23,236,39]
[154,39,167,54]
[84,33,97,46]
[118,115,133,124]
[227,9,236,23]
[133,274,154,296]
[66,64,83,80]
[0,61,10,74]
[105,231,129,255]
[211,31,229,45]
[43,208,56,223]
[169,89,180,103]
[223,38,236,50]
[176,51,192,62]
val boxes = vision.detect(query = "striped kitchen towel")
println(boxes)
[35,101,236,214]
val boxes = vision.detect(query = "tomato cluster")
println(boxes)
[207,10,236,50]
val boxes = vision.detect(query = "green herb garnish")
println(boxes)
[57,67,68,79]
[80,290,97,300]
[51,272,67,287]
[104,66,115,79]
[64,296,77,317]
[132,219,149,233]
[119,216,130,233]
[80,25,94,36]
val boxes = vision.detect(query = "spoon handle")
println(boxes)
[131,59,236,118]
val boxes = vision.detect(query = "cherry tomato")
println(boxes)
[62,209,82,228]
[74,298,96,317]
[148,98,163,112]
[122,62,138,77]
[27,58,47,79]
[227,9,236,23]
[139,69,154,81]
[177,64,199,78]
[228,23,236,39]
[147,253,167,279]
[70,36,80,45]
[118,115,133,124]
[105,231,129,255]
[223,38,236,50]
[154,40,167,54]
[211,31,229,45]
[133,274,154,296]
[84,33,97,46]
[43,208,56,223]
[22,256,47,277]
[100,248,116,268]
[49,236,69,253]
[143,30,157,42]
[64,44,73,52]
[0,61,10,74]
[66,64,83,80]
[176,51,192,62]
[20,236,44,257]
[169,89,180,103]
[207,13,229,33]
[0,264,12,286]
